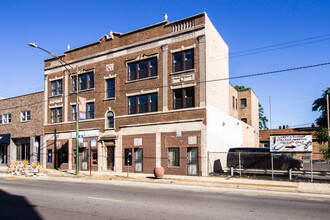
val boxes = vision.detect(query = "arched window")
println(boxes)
[107,111,114,129]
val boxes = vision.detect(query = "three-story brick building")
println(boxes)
[42,13,259,175]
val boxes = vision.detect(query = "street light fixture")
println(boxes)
[29,43,80,175]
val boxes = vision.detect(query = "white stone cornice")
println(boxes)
[170,82,197,90]
[126,88,159,97]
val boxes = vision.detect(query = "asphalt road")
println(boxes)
[0,177,329,220]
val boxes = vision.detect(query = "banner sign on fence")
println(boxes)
[270,134,312,152]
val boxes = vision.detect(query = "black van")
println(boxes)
[227,147,303,170]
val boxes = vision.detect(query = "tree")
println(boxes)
[312,87,330,128]
[312,87,330,159]
[234,85,269,130]
[259,103,269,130]
[234,85,249,91]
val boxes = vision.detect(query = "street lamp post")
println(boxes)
[29,43,80,175]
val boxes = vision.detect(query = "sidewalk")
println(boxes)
[1,167,330,198]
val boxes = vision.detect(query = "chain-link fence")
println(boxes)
[208,151,330,181]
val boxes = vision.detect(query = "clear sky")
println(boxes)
[1,0,329,129]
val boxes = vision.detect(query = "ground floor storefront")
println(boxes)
[0,133,43,166]
[43,121,207,176]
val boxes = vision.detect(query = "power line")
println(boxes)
[3,33,329,99]
[229,33,330,56]
[230,37,330,58]
[0,61,329,112]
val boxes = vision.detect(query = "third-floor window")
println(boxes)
[106,78,115,98]
[51,79,62,96]
[128,58,157,81]
[72,72,94,92]
[173,49,194,72]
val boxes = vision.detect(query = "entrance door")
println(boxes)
[134,148,143,173]
[0,145,7,165]
[81,149,88,170]
[187,147,198,176]
[107,146,115,171]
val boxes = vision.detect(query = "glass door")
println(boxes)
[187,147,198,176]
[134,148,143,173]
[0,145,7,165]
[107,146,115,171]
[81,149,88,170]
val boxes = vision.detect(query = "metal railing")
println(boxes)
[208,151,330,182]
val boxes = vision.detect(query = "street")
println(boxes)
[0,176,329,220]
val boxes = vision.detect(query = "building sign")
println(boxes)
[134,138,142,146]
[78,135,84,144]
[91,139,97,148]
[188,136,197,145]
[270,135,313,152]
[78,97,86,120]
[71,130,99,138]
[0,134,10,144]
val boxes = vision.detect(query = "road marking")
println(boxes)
[306,198,324,202]
[88,197,124,203]
[0,186,8,189]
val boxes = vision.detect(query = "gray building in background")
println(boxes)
[0,91,44,166]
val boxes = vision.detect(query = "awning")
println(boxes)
[99,135,117,141]
[104,141,115,147]
[0,134,10,144]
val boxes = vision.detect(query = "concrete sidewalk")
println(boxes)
[1,167,330,198]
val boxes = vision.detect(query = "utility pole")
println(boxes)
[28,43,81,175]
[269,96,272,130]
[54,129,57,169]
[327,93,329,132]
[76,66,79,175]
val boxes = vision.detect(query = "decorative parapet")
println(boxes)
[172,19,194,32]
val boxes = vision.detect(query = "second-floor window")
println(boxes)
[86,103,94,119]
[3,114,11,124]
[128,58,157,81]
[51,80,62,96]
[0,115,2,124]
[129,93,157,114]
[72,105,77,121]
[240,98,247,108]
[72,72,94,92]
[173,87,195,109]
[21,111,31,122]
[106,78,115,98]
[232,96,235,109]
[72,103,94,120]
[50,108,62,123]
[173,49,194,72]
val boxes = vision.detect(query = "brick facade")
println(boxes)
[0,92,44,165]
[42,13,259,175]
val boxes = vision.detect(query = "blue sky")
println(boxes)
[0,0,329,129]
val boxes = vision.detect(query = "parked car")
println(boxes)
[227,147,303,170]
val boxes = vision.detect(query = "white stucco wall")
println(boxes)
[207,104,243,153]
[205,14,229,114]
